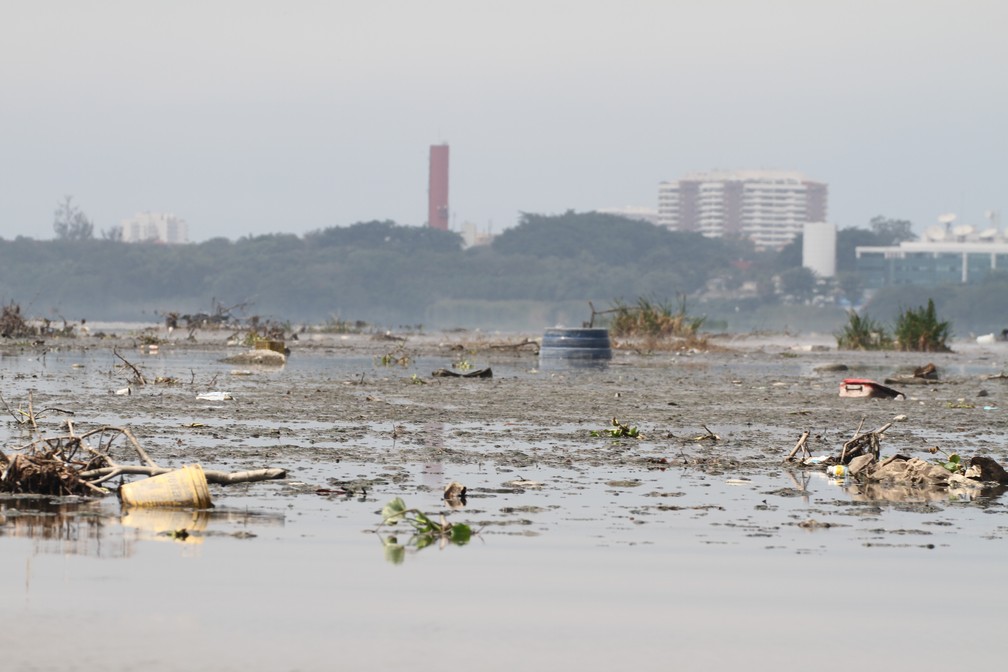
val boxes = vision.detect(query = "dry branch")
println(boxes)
[487,338,539,353]
[784,430,811,462]
[2,419,286,497]
[841,422,892,463]
[114,348,147,385]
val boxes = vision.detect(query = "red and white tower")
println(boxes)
[428,144,449,230]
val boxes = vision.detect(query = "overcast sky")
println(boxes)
[1,0,1005,242]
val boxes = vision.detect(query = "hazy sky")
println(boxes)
[2,0,1005,242]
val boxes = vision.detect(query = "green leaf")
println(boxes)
[413,533,437,550]
[381,497,407,525]
[382,536,406,564]
[412,510,438,532]
[449,523,473,545]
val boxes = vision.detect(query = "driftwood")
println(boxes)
[784,419,893,466]
[841,421,892,463]
[784,430,811,462]
[79,465,287,486]
[1,416,286,497]
[114,348,147,386]
[487,338,539,354]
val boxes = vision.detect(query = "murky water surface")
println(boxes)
[1,334,1007,671]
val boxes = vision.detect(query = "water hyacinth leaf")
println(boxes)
[943,453,963,473]
[414,533,437,550]
[383,537,406,565]
[382,497,408,524]
[412,510,438,531]
[450,523,473,545]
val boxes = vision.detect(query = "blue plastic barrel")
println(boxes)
[539,328,612,367]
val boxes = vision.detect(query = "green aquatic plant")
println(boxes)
[591,417,642,439]
[836,310,890,350]
[929,446,965,474]
[605,296,706,340]
[376,497,474,564]
[376,350,411,367]
[893,299,951,352]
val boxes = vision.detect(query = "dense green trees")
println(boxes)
[3,211,767,326]
[1,209,1001,333]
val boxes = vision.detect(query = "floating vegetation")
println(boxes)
[376,497,474,564]
[376,350,411,367]
[591,417,642,439]
[929,447,965,474]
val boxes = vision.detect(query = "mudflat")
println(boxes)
[1,328,1006,671]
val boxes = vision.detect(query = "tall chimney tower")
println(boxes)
[428,144,449,230]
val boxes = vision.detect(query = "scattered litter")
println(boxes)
[221,349,286,366]
[119,464,213,508]
[798,519,833,530]
[885,362,939,385]
[443,481,467,505]
[505,479,543,488]
[431,367,493,378]
[946,399,975,409]
[114,387,131,396]
[197,391,234,401]
[839,378,905,400]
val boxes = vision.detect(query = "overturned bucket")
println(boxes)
[119,464,213,509]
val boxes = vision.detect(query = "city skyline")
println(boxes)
[1,1,1004,242]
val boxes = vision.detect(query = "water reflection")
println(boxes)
[0,496,285,557]
[0,497,126,558]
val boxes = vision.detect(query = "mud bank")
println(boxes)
[2,329,1007,671]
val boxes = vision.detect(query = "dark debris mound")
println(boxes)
[0,302,36,339]
[1,453,89,496]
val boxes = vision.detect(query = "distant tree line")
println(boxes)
[3,207,1004,332]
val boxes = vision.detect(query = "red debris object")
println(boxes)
[839,378,905,400]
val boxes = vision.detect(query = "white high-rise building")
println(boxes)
[658,170,827,249]
[120,212,188,244]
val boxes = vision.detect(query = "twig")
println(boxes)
[113,348,147,385]
[27,390,38,433]
[120,426,158,467]
[784,430,811,462]
[841,422,892,462]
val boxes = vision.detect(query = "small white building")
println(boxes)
[802,222,836,278]
[121,212,188,244]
